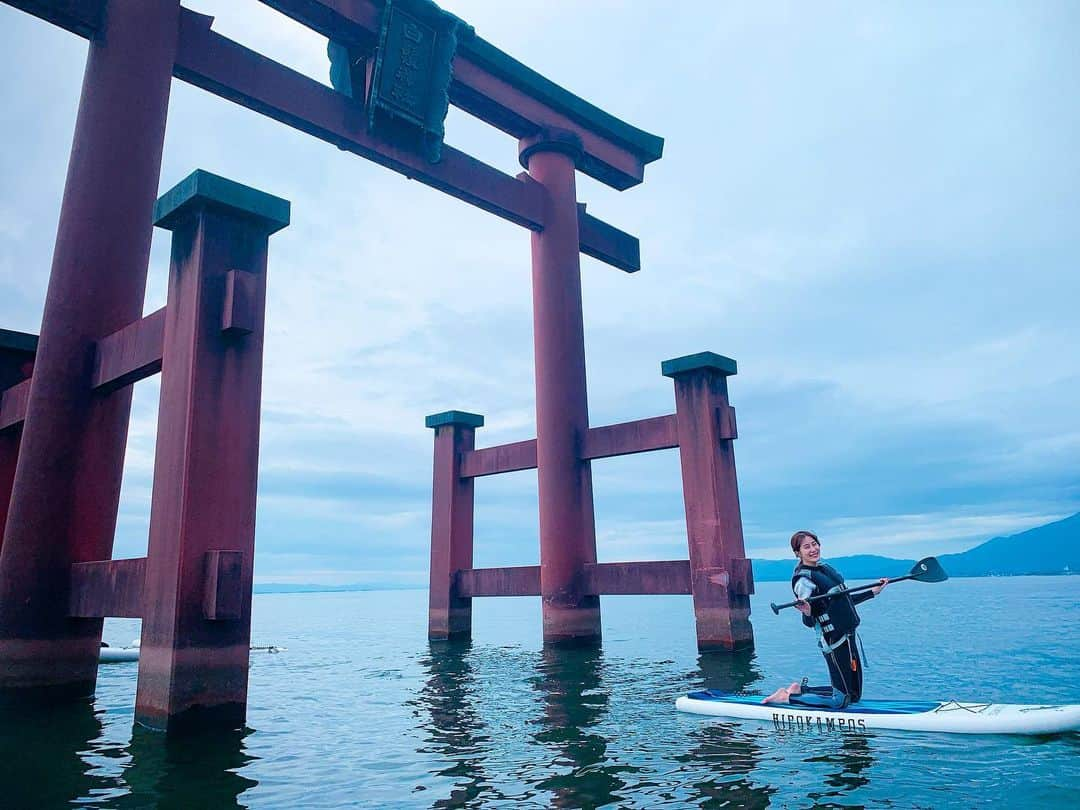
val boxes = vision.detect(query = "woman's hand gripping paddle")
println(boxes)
[769,556,948,615]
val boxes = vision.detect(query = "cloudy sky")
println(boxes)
[1,1,1077,585]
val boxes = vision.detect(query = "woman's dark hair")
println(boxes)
[790,530,819,555]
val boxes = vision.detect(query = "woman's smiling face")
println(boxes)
[797,534,821,566]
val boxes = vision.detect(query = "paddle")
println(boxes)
[769,556,948,615]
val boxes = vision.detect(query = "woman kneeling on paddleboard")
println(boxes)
[763,530,888,707]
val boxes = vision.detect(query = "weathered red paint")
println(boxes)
[580,414,679,460]
[452,60,646,188]
[69,558,146,619]
[202,551,245,621]
[728,556,755,599]
[521,130,601,645]
[91,307,166,393]
[459,415,677,479]
[0,427,17,551]
[577,204,641,273]
[665,355,755,651]
[426,412,481,639]
[456,565,541,598]
[134,172,288,732]
[0,378,29,426]
[454,561,695,598]
[582,560,692,595]
[222,270,259,336]
[0,330,36,550]
[0,333,35,387]
[0,379,31,432]
[0,0,180,696]
[460,437,537,479]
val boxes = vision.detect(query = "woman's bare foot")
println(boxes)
[761,686,791,704]
[788,681,802,695]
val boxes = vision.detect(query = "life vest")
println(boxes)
[791,562,861,646]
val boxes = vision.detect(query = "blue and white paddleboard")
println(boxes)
[676,690,1080,736]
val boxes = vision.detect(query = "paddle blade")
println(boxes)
[910,556,948,583]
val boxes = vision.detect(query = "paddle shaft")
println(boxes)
[769,573,916,614]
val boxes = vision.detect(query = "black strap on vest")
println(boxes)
[791,562,861,642]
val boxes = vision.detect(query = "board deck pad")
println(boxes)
[688,690,941,714]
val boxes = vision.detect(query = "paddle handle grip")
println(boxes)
[770,574,915,614]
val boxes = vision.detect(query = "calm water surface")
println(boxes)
[1,576,1077,808]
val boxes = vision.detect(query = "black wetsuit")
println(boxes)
[788,562,875,708]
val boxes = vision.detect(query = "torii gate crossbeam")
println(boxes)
[6,0,660,271]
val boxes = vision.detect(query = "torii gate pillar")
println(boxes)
[0,0,179,698]
[520,130,602,645]
[664,354,755,650]
[135,172,289,732]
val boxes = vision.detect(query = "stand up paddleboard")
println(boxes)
[676,690,1080,736]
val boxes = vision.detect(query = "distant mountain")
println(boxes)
[752,512,1080,582]
[937,512,1079,577]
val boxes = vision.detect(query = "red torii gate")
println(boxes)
[0,0,752,733]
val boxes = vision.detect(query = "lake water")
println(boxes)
[1,576,1077,808]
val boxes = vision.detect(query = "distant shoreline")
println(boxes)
[254,571,1075,595]
[255,512,1078,595]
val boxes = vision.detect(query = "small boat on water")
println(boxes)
[99,645,140,663]
[99,642,286,663]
